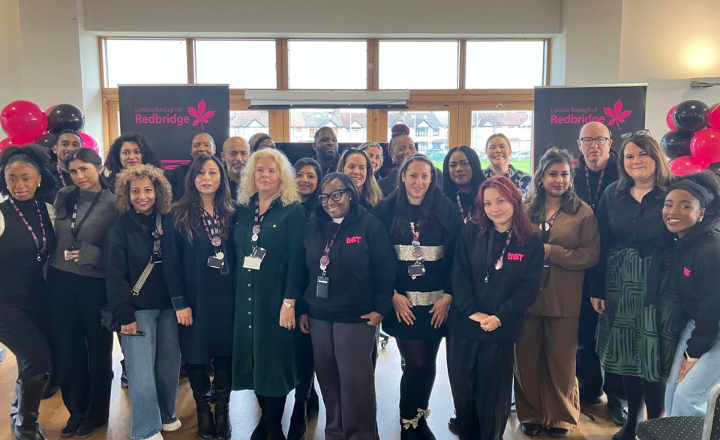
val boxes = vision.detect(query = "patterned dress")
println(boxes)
[483,165,531,199]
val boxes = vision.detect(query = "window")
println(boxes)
[195,40,277,89]
[465,41,545,89]
[288,41,367,89]
[387,111,449,155]
[471,110,533,174]
[290,109,367,142]
[379,41,459,89]
[105,39,188,87]
[416,127,428,137]
[229,110,270,139]
[433,128,440,136]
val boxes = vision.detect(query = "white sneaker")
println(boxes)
[145,432,163,440]
[162,420,182,432]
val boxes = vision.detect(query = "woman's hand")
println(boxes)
[280,301,296,331]
[299,314,310,334]
[591,297,605,314]
[392,291,415,325]
[121,321,138,335]
[361,311,384,327]
[176,308,193,326]
[677,359,697,383]
[429,298,450,329]
[469,312,488,323]
[480,315,501,332]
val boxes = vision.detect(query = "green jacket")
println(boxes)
[232,196,307,396]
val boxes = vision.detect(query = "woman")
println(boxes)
[162,155,236,440]
[233,148,307,440]
[105,133,164,189]
[663,171,720,416]
[338,149,383,208]
[249,133,276,152]
[592,133,684,440]
[373,154,463,440]
[105,165,181,440]
[443,145,485,223]
[47,147,117,438]
[0,144,57,440]
[378,124,417,195]
[448,176,543,440]
[359,141,384,180]
[514,148,600,438]
[482,133,531,199]
[294,158,323,219]
[298,172,396,440]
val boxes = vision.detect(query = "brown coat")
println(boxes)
[528,201,600,317]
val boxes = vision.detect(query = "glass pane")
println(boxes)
[195,40,277,89]
[230,110,270,139]
[106,39,187,87]
[379,41,458,90]
[288,41,367,89]
[470,110,533,174]
[387,111,450,168]
[466,41,545,89]
[290,109,367,142]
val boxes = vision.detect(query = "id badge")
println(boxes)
[207,255,225,270]
[152,252,162,264]
[316,276,329,298]
[408,262,426,278]
[64,250,74,261]
[243,247,267,271]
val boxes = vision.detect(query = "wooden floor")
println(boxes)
[0,339,620,440]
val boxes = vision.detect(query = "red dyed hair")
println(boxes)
[473,176,534,246]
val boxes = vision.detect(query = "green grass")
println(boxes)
[432,160,532,175]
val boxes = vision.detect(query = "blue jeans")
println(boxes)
[121,308,181,439]
[665,319,720,416]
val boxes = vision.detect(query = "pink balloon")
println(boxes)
[666,106,678,130]
[690,128,720,165]
[710,106,720,129]
[0,136,33,152]
[0,101,48,139]
[79,132,99,152]
[669,156,707,176]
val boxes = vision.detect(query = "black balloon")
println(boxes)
[46,104,85,134]
[34,132,56,150]
[661,130,694,159]
[672,100,710,133]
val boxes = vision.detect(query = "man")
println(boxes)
[221,136,250,196]
[47,130,83,201]
[167,132,216,201]
[309,127,340,175]
[573,121,627,426]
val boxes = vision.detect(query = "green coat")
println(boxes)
[231,196,307,397]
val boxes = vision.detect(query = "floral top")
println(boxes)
[483,165,532,199]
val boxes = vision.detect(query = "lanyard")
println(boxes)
[484,229,513,283]
[540,209,560,244]
[200,208,222,247]
[319,223,342,276]
[585,166,605,209]
[251,197,272,250]
[70,192,103,241]
[132,213,163,255]
[409,221,424,259]
[57,163,67,187]
[456,192,473,224]
[9,198,47,261]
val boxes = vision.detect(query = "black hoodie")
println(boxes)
[300,204,396,323]
[673,216,720,359]
[573,149,619,212]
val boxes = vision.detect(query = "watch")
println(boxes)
[283,301,294,309]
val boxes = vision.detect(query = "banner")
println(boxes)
[119,85,230,168]
[533,84,647,166]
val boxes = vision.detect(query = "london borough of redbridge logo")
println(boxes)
[188,100,215,130]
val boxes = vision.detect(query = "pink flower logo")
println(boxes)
[604,100,632,130]
[188,99,215,130]
[684,267,691,277]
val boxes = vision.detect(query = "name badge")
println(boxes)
[408,262,426,279]
[316,276,329,298]
[243,247,267,270]
[207,255,225,270]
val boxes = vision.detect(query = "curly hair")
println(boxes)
[337,149,383,207]
[105,132,164,176]
[525,147,582,223]
[238,148,300,207]
[0,144,56,198]
[114,164,173,215]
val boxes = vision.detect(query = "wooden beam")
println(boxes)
[186,38,195,84]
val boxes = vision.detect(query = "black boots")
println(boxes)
[13,374,48,440]
[186,366,216,439]
[213,366,232,440]
[250,395,268,440]
[287,396,307,440]
[41,373,59,400]
[10,380,19,434]
[262,396,287,440]
[401,408,434,440]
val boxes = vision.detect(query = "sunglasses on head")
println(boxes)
[621,129,652,140]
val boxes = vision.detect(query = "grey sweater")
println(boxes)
[50,186,117,278]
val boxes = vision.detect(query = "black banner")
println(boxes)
[119,85,230,169]
[533,85,647,166]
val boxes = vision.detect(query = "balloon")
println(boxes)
[673,100,711,133]
[34,132,56,150]
[0,100,48,140]
[690,128,720,164]
[79,132,99,152]
[710,106,720,129]
[661,130,694,159]
[46,104,85,134]
[669,156,707,176]
[0,136,33,152]
[666,106,677,130]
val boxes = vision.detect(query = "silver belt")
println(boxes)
[394,245,444,262]
[406,290,444,306]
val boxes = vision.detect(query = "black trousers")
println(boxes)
[0,304,52,380]
[47,267,113,424]
[396,337,442,420]
[294,332,314,403]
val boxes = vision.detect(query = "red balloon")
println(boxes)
[669,156,707,176]
[710,106,720,129]
[0,101,48,139]
[79,132,99,153]
[690,128,720,164]
[0,136,33,152]
[666,106,677,130]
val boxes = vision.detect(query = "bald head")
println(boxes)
[578,122,612,171]
[191,133,216,160]
[222,136,250,181]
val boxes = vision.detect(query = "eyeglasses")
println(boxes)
[318,188,351,205]
[579,137,610,146]
[621,129,652,140]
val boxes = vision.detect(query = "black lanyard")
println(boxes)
[200,208,222,247]
[319,223,342,275]
[251,197,272,250]
[456,192,473,224]
[585,166,605,209]
[540,209,560,244]
[70,191,102,241]
[484,229,513,283]
[9,198,47,261]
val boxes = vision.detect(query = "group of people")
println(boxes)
[1,120,718,440]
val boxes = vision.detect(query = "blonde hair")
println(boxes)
[114,164,173,215]
[238,149,300,207]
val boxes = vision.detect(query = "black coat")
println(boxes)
[301,204,396,322]
[166,164,190,202]
[573,149,619,212]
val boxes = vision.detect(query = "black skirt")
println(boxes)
[383,304,447,340]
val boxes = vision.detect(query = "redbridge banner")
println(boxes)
[119,85,230,169]
[533,84,647,167]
